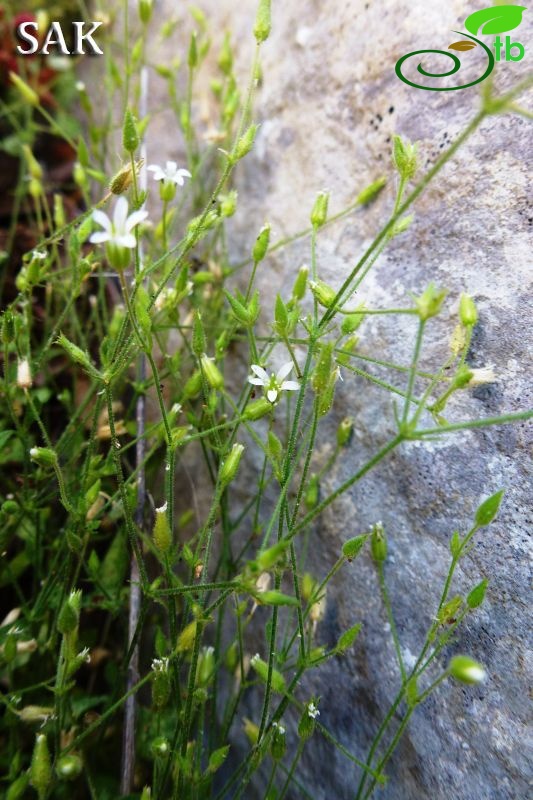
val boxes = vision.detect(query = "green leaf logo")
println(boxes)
[465,5,526,36]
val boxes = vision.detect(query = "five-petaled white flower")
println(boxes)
[89,196,148,249]
[468,366,496,387]
[307,702,320,719]
[147,161,192,186]
[248,361,299,404]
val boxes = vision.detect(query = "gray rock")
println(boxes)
[101,0,532,796]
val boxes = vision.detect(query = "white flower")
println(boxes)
[307,702,320,719]
[468,366,496,387]
[31,249,47,260]
[151,657,169,672]
[250,653,261,666]
[147,161,191,186]
[16,358,32,389]
[247,361,300,403]
[89,196,148,249]
[78,647,91,663]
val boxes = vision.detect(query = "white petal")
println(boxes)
[165,161,178,176]
[125,209,148,232]
[115,233,137,248]
[248,376,265,386]
[92,209,111,231]
[176,169,192,185]
[113,197,129,233]
[281,380,299,391]
[148,166,165,181]
[267,389,278,403]
[89,231,111,244]
[276,361,294,382]
[251,364,269,382]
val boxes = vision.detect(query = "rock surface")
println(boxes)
[107,1,531,797]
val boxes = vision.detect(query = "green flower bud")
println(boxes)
[219,443,244,487]
[139,0,153,24]
[176,620,197,653]
[105,241,131,272]
[218,32,233,75]
[10,71,39,106]
[200,354,224,390]
[28,178,43,199]
[4,634,17,663]
[298,701,319,740]
[30,735,52,799]
[183,370,203,399]
[271,722,286,760]
[318,368,339,416]
[292,265,308,301]
[467,578,488,609]
[336,622,362,654]
[58,590,82,634]
[437,595,462,625]
[310,191,329,228]
[300,573,317,602]
[252,223,270,263]
[220,190,238,217]
[225,642,239,672]
[22,145,43,180]
[459,293,478,327]
[312,342,334,394]
[337,416,354,447]
[391,214,414,236]
[29,447,57,468]
[153,503,172,553]
[196,645,215,686]
[250,653,286,692]
[57,334,95,374]
[243,718,259,745]
[188,32,198,69]
[56,754,83,781]
[341,304,366,335]
[6,772,30,800]
[232,123,259,162]
[151,736,170,758]
[2,311,15,344]
[414,283,447,321]
[123,108,140,154]
[370,522,387,563]
[160,179,177,202]
[356,176,386,205]
[257,540,288,572]
[304,474,319,510]
[342,534,367,561]
[109,163,135,195]
[449,655,486,685]
[192,312,206,357]
[475,489,504,527]
[392,134,418,181]
[151,658,171,710]
[244,397,273,421]
[253,0,272,43]
[140,788,152,800]
[309,279,336,309]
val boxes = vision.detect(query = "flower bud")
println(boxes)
[188,32,198,69]
[342,534,367,561]
[73,162,88,191]
[341,304,366,335]
[243,717,259,745]
[153,502,172,553]
[244,397,273,421]
[298,701,319,740]
[301,573,316,602]
[356,176,386,205]
[414,284,447,321]
[270,722,286,760]
[176,620,197,653]
[337,416,353,447]
[392,135,417,181]
[196,645,215,686]
[309,279,336,309]
[253,0,272,43]
[304,474,319,510]
[312,342,334,394]
[123,108,140,154]
[151,736,170,758]
[30,735,52,799]
[467,578,488,609]
[200,354,224,390]
[218,32,233,75]
[109,163,135,195]
[57,334,95,374]
[292,265,308,301]
[336,622,362,654]
[183,370,203,399]
[151,657,171,709]
[437,595,462,625]
[139,0,153,23]
[370,522,387,563]
[256,540,288,572]
[252,223,270,263]
[459,293,478,327]
[16,358,32,390]
[232,123,258,162]
[219,443,244,487]
[220,190,237,217]
[250,653,286,692]
[6,773,30,800]
[310,191,329,228]
[192,312,206,357]
[10,72,39,106]
[29,447,57,468]
[449,655,486,685]
[58,590,82,635]
[475,489,504,527]
[22,145,42,180]
[56,754,83,781]
[140,788,152,800]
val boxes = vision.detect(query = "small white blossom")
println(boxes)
[89,196,148,249]
[307,702,320,719]
[151,657,169,672]
[78,647,91,663]
[468,366,496,387]
[16,358,32,389]
[31,249,47,260]
[247,361,300,403]
[250,653,261,665]
[147,161,191,186]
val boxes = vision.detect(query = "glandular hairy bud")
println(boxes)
[140,788,152,800]
[449,655,486,685]
[449,323,467,357]
[29,447,57,468]
[58,590,82,635]
[30,735,52,799]
[219,443,244,487]
[298,701,319,740]
[312,342,334,394]
[253,0,272,44]
[183,370,203,399]
[271,722,286,760]
[220,190,237,217]
[370,521,387,563]
[309,279,336,309]
[244,397,272,421]
[123,108,140,154]
[151,736,170,758]
[22,145,42,180]
[414,283,447,321]
[200,354,224,390]
[459,293,478,327]
[232,123,259,162]
[467,578,488,609]
[392,134,418,181]
[196,645,215,686]
[10,72,39,106]
[151,658,171,710]
[337,416,354,447]
[153,502,172,553]
[243,717,259,745]
[252,223,270,263]
[292,265,308,301]
[139,0,153,23]
[304,474,319,510]
[310,191,329,229]
[192,312,206,357]
[109,163,135,195]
